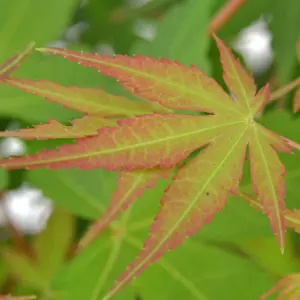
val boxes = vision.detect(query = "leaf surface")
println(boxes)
[36,47,242,115]
[1,78,167,116]
[54,223,275,300]
[0,116,112,140]
[104,127,248,298]
[27,168,117,220]
[0,114,242,170]
[214,35,256,113]
[2,36,300,299]
[0,0,77,61]
[249,126,287,251]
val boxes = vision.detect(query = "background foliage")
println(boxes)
[0,0,299,299]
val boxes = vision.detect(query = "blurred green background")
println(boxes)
[0,0,299,299]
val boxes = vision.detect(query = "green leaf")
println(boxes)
[80,0,136,54]
[270,0,300,84]
[238,233,300,277]
[32,209,75,280]
[50,174,277,300]
[0,0,77,61]
[27,168,117,220]
[132,0,213,73]
[53,233,136,300]
[53,220,276,300]
[136,236,276,300]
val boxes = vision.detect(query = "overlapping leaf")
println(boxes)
[0,36,299,299]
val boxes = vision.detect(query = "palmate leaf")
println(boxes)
[0,78,169,117]
[0,37,300,299]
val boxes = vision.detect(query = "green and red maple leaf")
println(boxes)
[0,36,300,299]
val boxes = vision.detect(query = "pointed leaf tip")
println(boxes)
[213,34,256,113]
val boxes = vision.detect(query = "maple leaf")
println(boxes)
[0,42,35,78]
[0,116,112,140]
[0,78,169,117]
[260,273,300,300]
[0,36,299,299]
